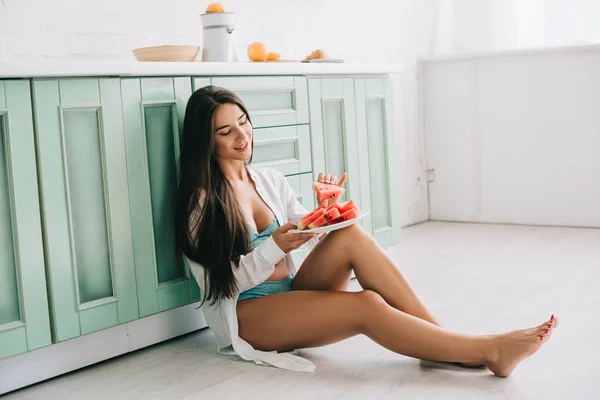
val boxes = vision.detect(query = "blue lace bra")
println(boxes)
[249,217,280,250]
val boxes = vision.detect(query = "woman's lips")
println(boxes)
[235,142,249,152]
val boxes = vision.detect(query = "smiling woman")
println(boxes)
[174,85,557,378]
[214,105,252,156]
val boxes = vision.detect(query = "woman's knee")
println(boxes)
[353,290,387,329]
[327,223,369,250]
[335,222,364,237]
[358,289,386,306]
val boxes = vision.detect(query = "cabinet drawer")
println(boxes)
[211,76,309,128]
[252,125,312,176]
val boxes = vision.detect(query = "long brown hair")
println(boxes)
[174,86,253,305]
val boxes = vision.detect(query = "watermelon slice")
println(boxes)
[336,200,357,214]
[329,208,359,225]
[313,182,345,204]
[326,203,341,211]
[296,204,327,229]
[325,207,341,221]
[303,204,327,219]
[308,208,341,229]
[297,208,326,230]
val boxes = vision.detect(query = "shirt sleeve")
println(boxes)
[189,235,286,296]
[232,236,286,292]
[277,170,321,252]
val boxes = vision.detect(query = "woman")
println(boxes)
[174,86,557,377]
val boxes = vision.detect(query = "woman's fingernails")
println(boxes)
[551,314,554,320]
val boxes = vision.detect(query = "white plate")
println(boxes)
[290,211,370,234]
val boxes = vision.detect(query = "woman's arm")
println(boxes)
[188,235,285,297]
[278,171,322,251]
[231,236,286,293]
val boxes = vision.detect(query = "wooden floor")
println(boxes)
[6,221,600,400]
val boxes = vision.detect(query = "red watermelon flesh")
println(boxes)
[327,203,343,212]
[308,208,340,229]
[329,208,359,225]
[301,204,327,220]
[313,182,345,203]
[337,200,357,214]
[325,207,341,221]
[297,208,326,230]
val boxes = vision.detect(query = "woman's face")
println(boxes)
[212,103,252,162]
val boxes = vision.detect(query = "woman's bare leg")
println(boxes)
[294,224,441,325]
[236,289,556,377]
[293,224,491,368]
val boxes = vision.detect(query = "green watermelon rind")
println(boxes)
[297,208,326,230]
[307,213,329,229]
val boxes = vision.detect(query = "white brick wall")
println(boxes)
[0,0,440,226]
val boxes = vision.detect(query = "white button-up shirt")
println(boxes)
[187,164,319,372]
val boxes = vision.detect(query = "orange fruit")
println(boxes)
[267,52,280,61]
[314,49,328,59]
[305,49,328,61]
[205,3,225,13]
[248,42,269,62]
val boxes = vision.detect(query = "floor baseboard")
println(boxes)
[0,302,207,395]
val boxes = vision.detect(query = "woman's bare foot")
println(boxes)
[486,315,558,377]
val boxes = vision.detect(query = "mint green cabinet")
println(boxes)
[0,81,51,359]
[33,79,138,342]
[354,78,401,248]
[1,72,401,365]
[252,125,312,176]
[193,78,211,92]
[121,77,201,317]
[308,77,401,249]
[211,76,309,128]
[308,78,366,209]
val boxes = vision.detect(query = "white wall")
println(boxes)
[435,0,600,56]
[0,0,448,227]
[424,47,600,228]
[424,0,600,227]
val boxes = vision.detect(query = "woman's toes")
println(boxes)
[539,326,554,341]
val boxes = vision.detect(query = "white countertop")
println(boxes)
[0,61,403,78]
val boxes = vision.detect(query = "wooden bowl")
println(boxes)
[132,45,200,62]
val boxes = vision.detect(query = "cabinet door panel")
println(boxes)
[34,78,138,341]
[121,77,200,317]
[0,81,51,359]
[355,78,401,248]
[308,78,365,213]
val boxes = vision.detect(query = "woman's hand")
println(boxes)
[316,172,348,207]
[272,222,317,253]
